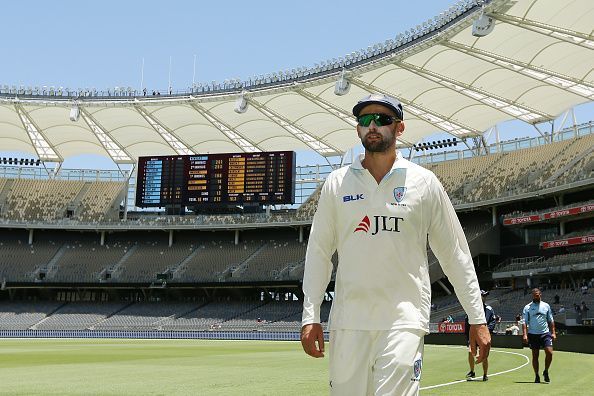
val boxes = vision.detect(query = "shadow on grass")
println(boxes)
[514,381,549,384]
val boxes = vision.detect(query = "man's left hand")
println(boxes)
[469,324,491,363]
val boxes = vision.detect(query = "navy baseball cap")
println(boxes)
[352,94,404,120]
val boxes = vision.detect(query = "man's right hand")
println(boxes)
[522,334,528,344]
[301,323,325,358]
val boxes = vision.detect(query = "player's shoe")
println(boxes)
[482,374,488,381]
[466,371,475,381]
[543,370,550,383]
[535,374,540,383]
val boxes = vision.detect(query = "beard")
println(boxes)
[360,130,396,153]
[533,299,540,303]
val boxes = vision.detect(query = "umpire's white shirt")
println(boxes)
[302,152,486,332]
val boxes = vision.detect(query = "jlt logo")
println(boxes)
[354,215,404,234]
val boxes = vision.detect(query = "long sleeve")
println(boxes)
[301,178,337,326]
[426,174,486,325]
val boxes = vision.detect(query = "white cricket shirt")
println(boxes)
[302,152,486,332]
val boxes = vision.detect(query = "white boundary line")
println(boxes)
[420,345,530,391]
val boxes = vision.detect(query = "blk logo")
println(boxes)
[354,215,404,234]
[343,193,364,202]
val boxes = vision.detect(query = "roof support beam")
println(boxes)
[246,98,341,156]
[296,89,357,127]
[396,61,552,123]
[79,108,134,163]
[135,106,194,155]
[490,13,594,50]
[350,78,482,136]
[444,41,594,99]
[188,102,261,152]
[296,88,416,147]
[14,104,61,162]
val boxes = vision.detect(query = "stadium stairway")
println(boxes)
[42,243,70,280]
[88,301,136,329]
[68,181,93,215]
[542,141,594,187]
[276,259,305,281]
[456,153,508,201]
[229,242,269,280]
[170,246,201,280]
[0,178,14,211]
[29,302,68,330]
[157,301,211,329]
[105,245,138,281]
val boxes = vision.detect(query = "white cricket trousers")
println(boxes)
[328,329,424,396]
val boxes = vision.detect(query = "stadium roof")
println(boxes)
[1,0,593,164]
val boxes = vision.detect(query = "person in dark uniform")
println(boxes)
[465,290,497,381]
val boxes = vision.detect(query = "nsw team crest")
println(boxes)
[412,358,422,381]
[393,187,407,202]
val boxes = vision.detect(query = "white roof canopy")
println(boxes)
[1,0,593,163]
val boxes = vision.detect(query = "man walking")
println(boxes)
[300,94,491,395]
[465,290,497,381]
[523,288,556,383]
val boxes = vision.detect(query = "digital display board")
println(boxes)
[135,151,295,208]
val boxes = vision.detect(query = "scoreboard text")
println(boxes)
[136,151,295,207]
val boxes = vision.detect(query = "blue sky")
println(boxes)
[1,0,593,169]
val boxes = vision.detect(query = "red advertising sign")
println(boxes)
[438,322,466,333]
[503,215,540,225]
[543,204,594,220]
[540,234,594,249]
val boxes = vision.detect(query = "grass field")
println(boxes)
[0,339,592,395]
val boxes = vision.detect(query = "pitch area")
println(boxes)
[0,339,591,395]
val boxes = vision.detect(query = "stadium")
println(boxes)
[0,0,593,394]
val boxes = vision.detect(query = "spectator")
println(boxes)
[574,303,582,323]
[518,313,525,327]
[581,302,589,318]
[581,284,588,294]
[554,294,560,304]
[506,315,521,335]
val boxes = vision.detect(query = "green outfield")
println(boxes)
[0,338,591,395]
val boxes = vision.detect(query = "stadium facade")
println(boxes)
[0,0,593,336]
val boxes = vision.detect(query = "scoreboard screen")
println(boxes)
[135,151,295,208]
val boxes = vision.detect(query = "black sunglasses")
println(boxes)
[357,113,400,127]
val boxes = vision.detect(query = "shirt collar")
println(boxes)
[351,151,403,171]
